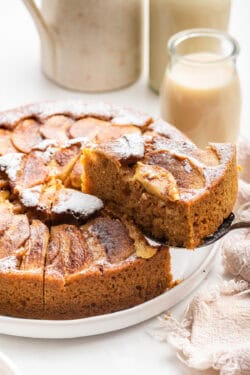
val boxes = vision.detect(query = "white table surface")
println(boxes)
[0,1,249,374]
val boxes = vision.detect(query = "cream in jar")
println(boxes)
[161,29,241,148]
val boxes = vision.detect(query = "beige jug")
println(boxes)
[23,0,143,92]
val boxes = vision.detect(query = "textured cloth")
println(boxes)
[235,137,250,210]
[153,138,250,375]
[153,280,250,375]
[222,137,250,282]
[222,227,250,282]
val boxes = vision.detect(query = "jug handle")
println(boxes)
[22,0,53,42]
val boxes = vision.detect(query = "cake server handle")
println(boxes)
[229,220,250,231]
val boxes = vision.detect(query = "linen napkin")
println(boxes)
[222,227,250,282]
[154,280,250,375]
[235,137,250,210]
[152,138,250,375]
[222,137,250,282]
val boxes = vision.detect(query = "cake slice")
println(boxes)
[82,132,237,248]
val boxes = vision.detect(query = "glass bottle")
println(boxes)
[160,29,241,148]
[149,0,231,93]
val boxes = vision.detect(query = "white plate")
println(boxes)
[0,243,217,339]
[0,352,21,375]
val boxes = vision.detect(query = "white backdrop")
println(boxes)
[0,1,249,374]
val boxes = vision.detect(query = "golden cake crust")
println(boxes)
[0,101,238,319]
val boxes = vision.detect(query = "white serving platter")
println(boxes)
[0,243,217,339]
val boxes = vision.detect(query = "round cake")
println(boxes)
[0,101,237,320]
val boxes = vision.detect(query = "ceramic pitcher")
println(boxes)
[23,0,143,92]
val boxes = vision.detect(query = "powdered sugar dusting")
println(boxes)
[203,164,226,185]
[149,119,190,142]
[173,151,205,171]
[0,101,152,129]
[63,137,89,148]
[101,132,145,163]
[20,185,42,207]
[209,142,235,164]
[179,188,206,202]
[0,153,23,181]
[32,139,59,151]
[0,255,19,270]
[183,160,192,173]
[34,145,57,164]
[111,108,152,127]
[52,188,103,218]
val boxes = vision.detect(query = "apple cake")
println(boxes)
[0,101,237,319]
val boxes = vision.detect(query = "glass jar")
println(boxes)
[149,0,231,93]
[160,29,241,148]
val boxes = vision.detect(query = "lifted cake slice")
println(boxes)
[82,134,237,248]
